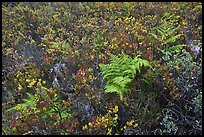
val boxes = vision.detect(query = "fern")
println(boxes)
[6,93,39,112]
[149,12,186,57]
[149,33,162,41]
[164,34,183,44]
[50,40,71,55]
[6,89,72,121]
[100,53,151,100]
[165,44,186,56]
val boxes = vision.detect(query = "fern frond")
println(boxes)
[164,34,183,44]
[104,84,128,101]
[6,93,38,112]
[137,58,151,67]
[165,25,180,36]
[134,58,151,73]
[103,70,122,81]
[109,54,120,63]
[100,54,151,101]
[149,33,162,41]
[166,44,186,54]
[104,84,122,93]
[151,12,181,43]
[62,41,70,51]
[156,27,165,37]
[111,76,132,87]
[123,67,136,79]
[119,77,132,87]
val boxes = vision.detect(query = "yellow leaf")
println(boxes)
[11,99,15,103]
[88,122,93,127]
[88,68,93,72]
[9,33,13,37]
[175,66,180,70]
[134,123,138,128]
[113,105,118,113]
[37,82,41,87]
[42,81,46,84]
[124,102,128,106]
[104,41,108,46]
[107,127,112,135]
[12,127,17,132]
[27,84,33,88]
[126,121,131,126]
[16,105,22,111]
[182,20,187,25]
[18,85,23,91]
[2,42,6,47]
[82,125,88,130]
[26,79,30,82]
[90,55,94,60]
[164,87,167,90]
[126,120,134,126]
[102,116,105,121]
[114,114,118,118]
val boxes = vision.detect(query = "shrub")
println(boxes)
[158,48,202,135]
[6,85,77,135]
[2,2,202,135]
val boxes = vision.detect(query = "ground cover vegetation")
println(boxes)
[2,2,202,135]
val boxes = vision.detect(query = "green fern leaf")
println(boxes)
[62,41,70,51]
[149,33,162,42]
[103,69,121,80]
[166,44,186,54]
[165,25,180,36]
[164,34,183,44]
[156,27,165,36]
[119,77,132,87]
[104,84,121,93]
[112,76,132,86]
[100,54,151,101]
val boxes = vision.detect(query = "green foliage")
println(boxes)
[2,2,202,135]
[160,110,178,134]
[6,87,73,133]
[82,105,119,135]
[149,12,181,41]
[100,53,151,100]
[149,25,182,45]
[159,47,202,134]
[50,40,71,53]
[149,12,186,60]
[6,92,38,112]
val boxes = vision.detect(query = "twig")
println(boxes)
[23,131,32,135]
